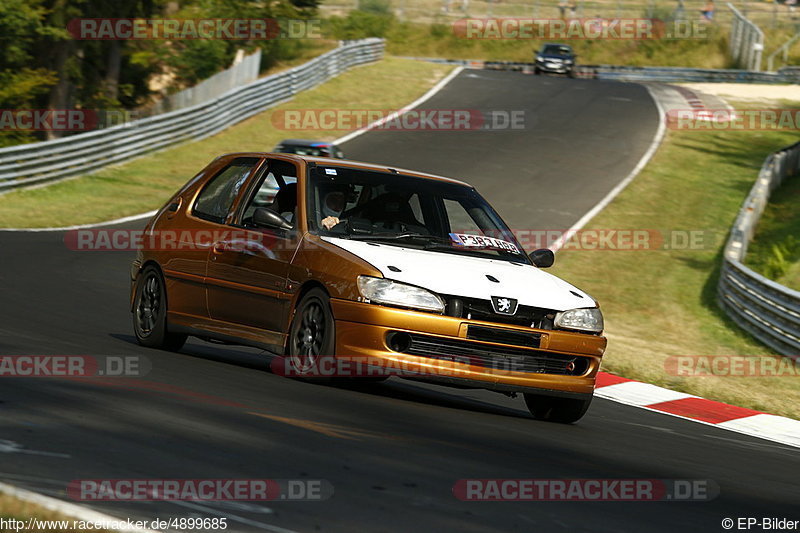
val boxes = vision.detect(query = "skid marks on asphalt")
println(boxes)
[248,412,391,442]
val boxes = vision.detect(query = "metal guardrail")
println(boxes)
[405,57,800,83]
[576,64,800,83]
[0,39,385,192]
[718,142,800,360]
[728,2,764,71]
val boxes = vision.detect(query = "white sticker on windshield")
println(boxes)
[449,233,520,253]
[325,168,337,175]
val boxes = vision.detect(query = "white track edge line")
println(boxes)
[0,210,159,232]
[549,83,667,252]
[0,481,160,533]
[333,66,464,146]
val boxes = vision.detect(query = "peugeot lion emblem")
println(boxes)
[491,296,519,315]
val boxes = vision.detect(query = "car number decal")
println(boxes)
[449,233,520,253]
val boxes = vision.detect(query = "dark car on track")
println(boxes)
[273,139,344,159]
[534,44,577,77]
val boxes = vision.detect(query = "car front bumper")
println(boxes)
[330,299,605,398]
[536,61,573,73]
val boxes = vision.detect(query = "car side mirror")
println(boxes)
[529,248,555,268]
[252,207,292,231]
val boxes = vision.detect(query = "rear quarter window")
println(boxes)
[193,157,260,223]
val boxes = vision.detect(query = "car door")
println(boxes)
[205,158,302,336]
[164,156,264,320]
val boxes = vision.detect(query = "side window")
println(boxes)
[242,160,299,228]
[194,157,260,223]
[443,198,482,234]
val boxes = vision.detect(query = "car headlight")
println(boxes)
[554,308,604,333]
[536,55,544,61]
[357,276,445,313]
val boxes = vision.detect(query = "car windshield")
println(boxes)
[542,45,571,56]
[308,166,529,264]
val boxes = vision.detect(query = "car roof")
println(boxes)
[276,139,338,147]
[541,43,573,50]
[217,152,472,187]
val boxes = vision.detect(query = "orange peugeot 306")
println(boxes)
[130,153,606,423]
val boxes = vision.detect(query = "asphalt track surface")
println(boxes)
[1,70,798,533]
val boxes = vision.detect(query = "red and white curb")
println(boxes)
[595,372,800,448]
[671,85,737,123]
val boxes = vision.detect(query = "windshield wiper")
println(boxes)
[349,232,451,244]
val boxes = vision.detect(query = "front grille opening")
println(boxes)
[443,295,556,329]
[388,332,590,376]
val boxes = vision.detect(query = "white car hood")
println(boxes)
[322,237,595,311]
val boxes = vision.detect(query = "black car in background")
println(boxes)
[534,44,577,77]
[273,139,345,158]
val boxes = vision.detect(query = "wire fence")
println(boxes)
[405,55,800,81]
[0,39,384,192]
[142,49,263,117]
[321,0,798,29]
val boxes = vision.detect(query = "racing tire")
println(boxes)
[132,266,187,351]
[287,288,336,381]
[523,393,592,424]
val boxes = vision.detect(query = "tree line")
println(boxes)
[0,0,321,146]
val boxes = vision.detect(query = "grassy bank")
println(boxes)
[0,493,108,533]
[385,21,732,67]
[326,9,800,68]
[550,113,800,419]
[0,57,453,228]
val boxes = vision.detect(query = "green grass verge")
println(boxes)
[327,8,800,68]
[744,159,800,292]
[549,112,800,420]
[0,493,110,533]
[0,57,453,228]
